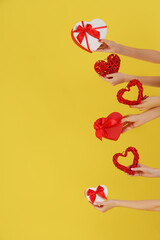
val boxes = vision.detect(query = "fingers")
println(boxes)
[89,201,103,208]
[100,76,115,86]
[95,202,104,206]
[130,104,144,109]
[130,103,147,111]
[129,96,150,110]
[121,115,134,124]
[100,76,112,82]
[99,39,110,44]
[131,167,145,171]
[106,73,117,78]
[122,125,133,133]
[137,163,145,167]
[143,95,149,100]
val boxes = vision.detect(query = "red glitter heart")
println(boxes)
[113,147,139,175]
[117,79,144,105]
[94,54,121,77]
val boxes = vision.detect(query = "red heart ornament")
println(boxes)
[94,54,121,77]
[117,79,144,105]
[94,112,123,141]
[113,147,139,175]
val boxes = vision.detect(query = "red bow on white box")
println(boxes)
[71,19,107,53]
[86,185,108,204]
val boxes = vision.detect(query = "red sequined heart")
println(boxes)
[113,147,139,175]
[94,54,121,77]
[117,79,143,105]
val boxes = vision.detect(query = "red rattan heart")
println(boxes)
[113,147,139,175]
[117,79,143,105]
[94,54,121,77]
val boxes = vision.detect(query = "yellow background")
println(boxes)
[0,0,160,239]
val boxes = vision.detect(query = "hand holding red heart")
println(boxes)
[130,96,160,111]
[100,72,137,86]
[128,164,160,178]
[121,107,160,133]
[99,72,133,86]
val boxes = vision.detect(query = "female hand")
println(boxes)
[99,72,133,86]
[121,114,148,133]
[121,107,160,133]
[96,39,119,53]
[90,200,116,213]
[129,164,160,177]
[130,96,160,111]
[91,199,160,212]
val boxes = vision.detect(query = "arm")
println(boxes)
[97,39,160,63]
[100,73,160,87]
[127,76,160,88]
[117,44,160,64]
[92,199,160,212]
[115,200,160,211]
[129,164,160,178]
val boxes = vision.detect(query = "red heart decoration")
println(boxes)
[117,79,144,105]
[94,54,121,77]
[113,147,139,175]
[94,112,123,141]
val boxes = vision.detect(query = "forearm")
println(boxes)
[115,199,160,211]
[125,75,160,87]
[116,44,160,64]
[154,168,160,177]
[142,107,160,123]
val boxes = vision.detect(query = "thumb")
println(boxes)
[99,39,110,45]
[106,73,117,78]
[131,167,144,171]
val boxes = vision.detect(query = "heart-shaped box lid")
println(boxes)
[71,19,107,53]
[85,185,108,205]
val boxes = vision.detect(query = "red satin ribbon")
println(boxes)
[74,23,100,44]
[87,185,107,204]
[94,118,119,141]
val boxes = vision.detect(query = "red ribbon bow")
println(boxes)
[75,23,100,44]
[87,185,107,204]
[94,118,119,141]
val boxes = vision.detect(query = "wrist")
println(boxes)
[112,199,120,207]
[156,97,160,107]
[114,43,121,54]
[153,168,160,177]
[124,74,135,82]
[116,43,126,55]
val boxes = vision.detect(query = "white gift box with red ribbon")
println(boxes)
[71,19,107,53]
[85,185,108,205]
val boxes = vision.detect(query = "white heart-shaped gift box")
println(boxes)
[71,19,107,53]
[85,185,108,205]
